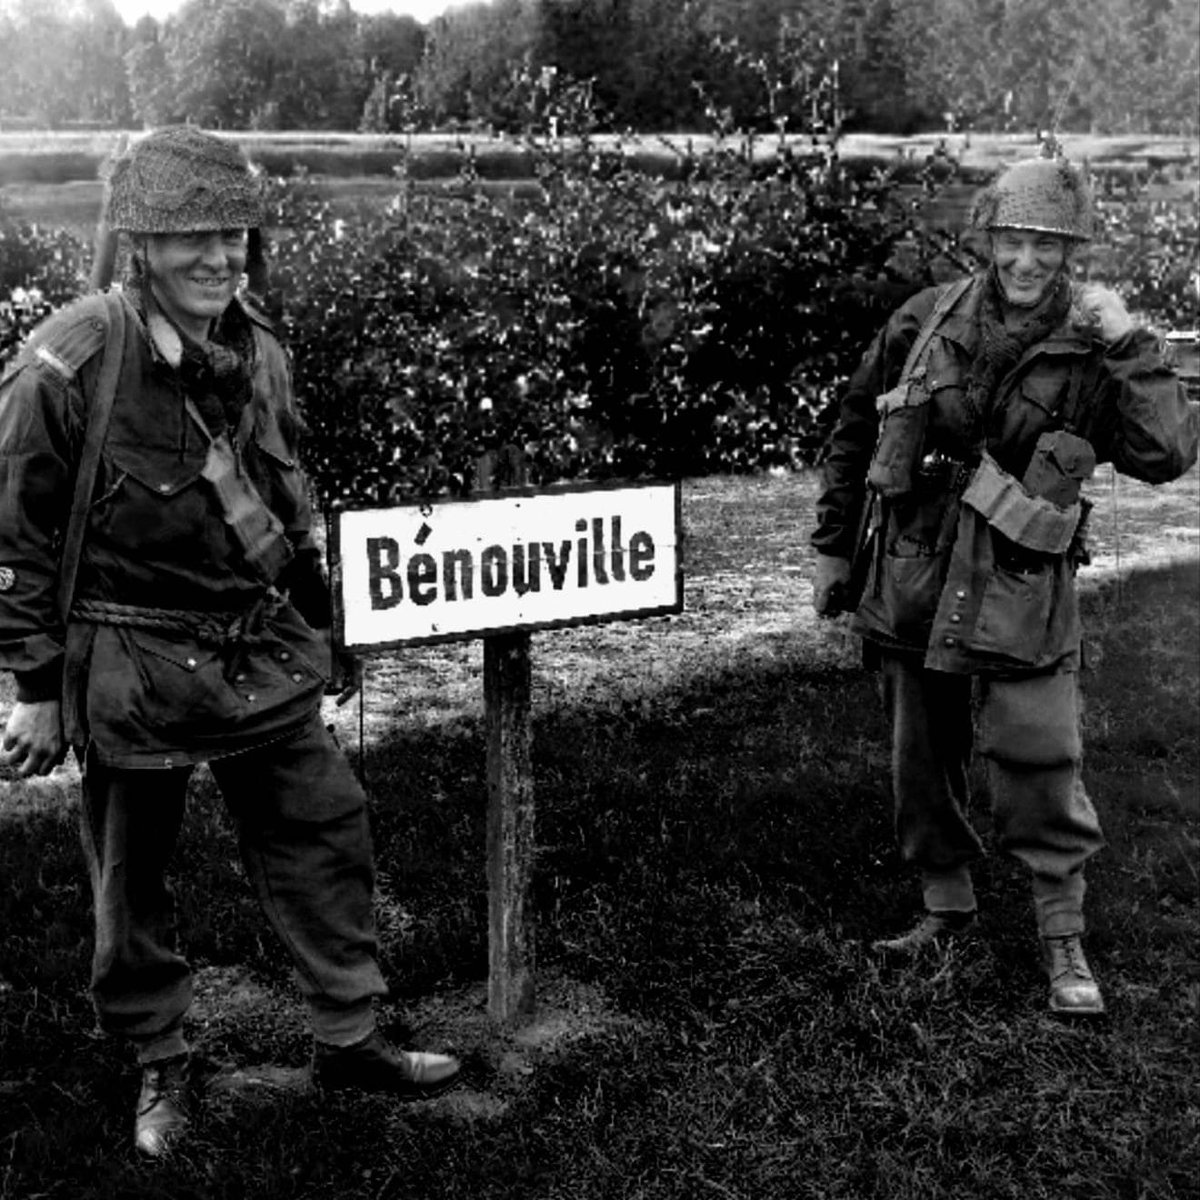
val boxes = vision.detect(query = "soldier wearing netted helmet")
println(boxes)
[809,146,1197,1016]
[0,126,461,1158]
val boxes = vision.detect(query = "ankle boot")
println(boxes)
[134,1054,190,1157]
[1042,934,1105,1016]
[871,909,976,955]
[312,1031,461,1099]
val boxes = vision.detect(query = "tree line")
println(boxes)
[0,0,1196,135]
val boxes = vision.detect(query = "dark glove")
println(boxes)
[812,554,853,618]
[326,644,363,707]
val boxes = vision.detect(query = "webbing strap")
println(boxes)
[57,291,127,624]
[184,397,294,586]
[897,276,973,387]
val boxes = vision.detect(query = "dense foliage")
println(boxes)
[2,74,1196,505]
[266,64,957,504]
[0,0,1196,136]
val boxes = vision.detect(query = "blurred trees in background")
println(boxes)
[0,0,1195,135]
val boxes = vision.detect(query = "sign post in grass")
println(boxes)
[331,454,682,1025]
[478,448,535,1023]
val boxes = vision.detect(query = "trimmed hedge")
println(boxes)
[2,146,1196,506]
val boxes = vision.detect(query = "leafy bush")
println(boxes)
[0,200,89,363]
[1091,193,1200,331]
[270,61,958,506]
[1,101,1195,507]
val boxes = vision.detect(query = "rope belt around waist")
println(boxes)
[71,595,279,647]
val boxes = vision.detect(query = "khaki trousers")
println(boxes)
[879,650,1105,936]
[77,714,388,1064]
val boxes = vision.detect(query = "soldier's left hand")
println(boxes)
[332,650,363,707]
[1,700,67,779]
[1074,283,1134,343]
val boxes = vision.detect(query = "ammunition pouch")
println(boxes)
[867,376,931,498]
[961,452,1083,556]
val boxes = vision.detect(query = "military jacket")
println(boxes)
[812,272,1199,674]
[0,290,333,766]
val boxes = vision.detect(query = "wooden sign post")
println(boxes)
[478,449,535,1022]
[483,628,535,1022]
[331,464,682,1026]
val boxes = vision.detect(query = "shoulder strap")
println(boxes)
[57,290,127,623]
[898,276,973,385]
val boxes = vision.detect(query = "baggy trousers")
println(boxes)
[879,650,1106,936]
[77,714,388,1065]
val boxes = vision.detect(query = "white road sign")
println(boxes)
[332,481,682,649]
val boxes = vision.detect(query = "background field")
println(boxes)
[3,130,1197,237]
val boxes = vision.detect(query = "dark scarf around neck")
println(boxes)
[963,268,1071,436]
[131,276,257,440]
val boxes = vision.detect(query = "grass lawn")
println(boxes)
[0,465,1197,1199]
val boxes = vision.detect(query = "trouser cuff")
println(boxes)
[1032,871,1086,937]
[921,864,977,913]
[309,999,376,1048]
[132,1027,190,1066]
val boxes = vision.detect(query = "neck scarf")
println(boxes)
[963,268,1071,440]
[131,276,257,440]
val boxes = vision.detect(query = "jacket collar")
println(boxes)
[937,272,1095,360]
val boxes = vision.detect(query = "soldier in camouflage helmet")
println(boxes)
[809,147,1197,1016]
[0,127,461,1158]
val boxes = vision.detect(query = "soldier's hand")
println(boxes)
[331,650,363,708]
[1074,284,1134,344]
[1,700,67,778]
[813,554,853,618]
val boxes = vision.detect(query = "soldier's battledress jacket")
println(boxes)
[812,272,1198,675]
[0,288,333,767]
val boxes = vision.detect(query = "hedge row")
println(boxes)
[2,146,1197,506]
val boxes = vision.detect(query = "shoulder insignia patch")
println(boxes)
[29,298,109,382]
[35,344,74,380]
[0,566,15,592]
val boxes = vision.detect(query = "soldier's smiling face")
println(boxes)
[144,230,248,340]
[991,229,1069,307]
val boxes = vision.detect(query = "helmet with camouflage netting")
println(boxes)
[103,125,263,235]
[969,142,1093,242]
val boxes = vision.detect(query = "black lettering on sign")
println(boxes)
[481,545,508,597]
[513,543,541,596]
[443,549,473,601]
[407,553,438,606]
[368,537,402,610]
[543,540,572,590]
[362,510,662,612]
[575,519,589,588]
[591,517,609,584]
[629,531,655,581]
[610,516,626,581]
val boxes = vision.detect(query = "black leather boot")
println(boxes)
[134,1054,190,1157]
[312,1031,461,1099]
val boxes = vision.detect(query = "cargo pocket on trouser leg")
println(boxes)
[977,672,1082,768]
[978,673,1104,882]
